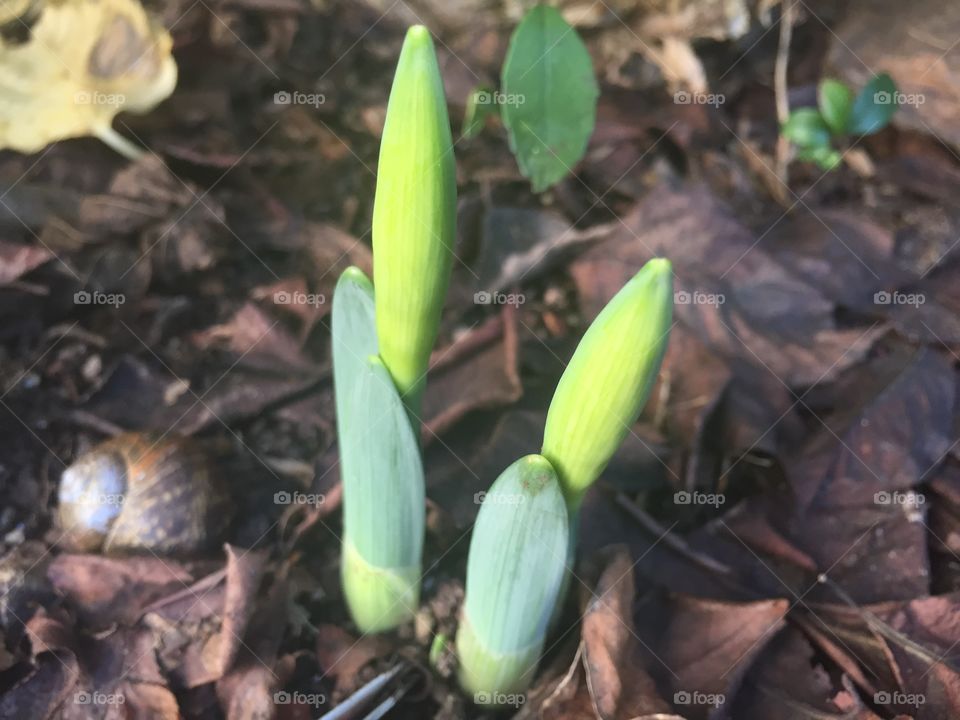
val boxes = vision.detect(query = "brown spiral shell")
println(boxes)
[57,433,232,555]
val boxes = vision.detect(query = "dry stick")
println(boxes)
[773,1,796,207]
[817,574,960,671]
[62,409,126,437]
[613,489,734,577]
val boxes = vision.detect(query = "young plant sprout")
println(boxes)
[456,455,568,700]
[332,25,455,633]
[543,258,674,512]
[333,270,425,632]
[372,24,457,419]
[458,258,674,700]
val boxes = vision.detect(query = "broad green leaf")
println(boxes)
[373,25,456,416]
[501,5,599,192]
[818,79,854,135]
[462,85,498,139]
[781,108,831,149]
[458,455,568,697]
[340,352,425,631]
[848,73,897,136]
[542,258,673,510]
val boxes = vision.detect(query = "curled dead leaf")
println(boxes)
[0,0,177,156]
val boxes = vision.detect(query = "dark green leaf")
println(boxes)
[848,73,897,136]
[818,79,854,135]
[501,5,599,192]
[781,108,831,149]
[462,86,498,139]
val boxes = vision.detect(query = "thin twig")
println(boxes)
[613,490,734,576]
[773,1,796,206]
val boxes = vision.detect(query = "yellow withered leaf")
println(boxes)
[0,0,40,25]
[0,0,177,156]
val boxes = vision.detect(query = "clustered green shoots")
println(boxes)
[457,259,674,701]
[332,21,675,704]
[781,73,898,171]
[333,25,455,633]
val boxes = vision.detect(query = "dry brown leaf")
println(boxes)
[0,0,177,155]
[0,240,51,283]
[581,548,677,719]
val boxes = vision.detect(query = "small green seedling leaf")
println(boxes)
[457,455,568,699]
[501,5,598,192]
[848,72,897,136]
[462,86,499,139]
[373,25,457,417]
[429,633,450,668]
[781,108,832,149]
[542,258,673,510]
[818,79,854,135]
[797,144,843,171]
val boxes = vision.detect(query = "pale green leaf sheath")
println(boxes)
[333,269,425,632]
[372,25,457,419]
[341,355,425,631]
[457,455,568,699]
[542,258,673,511]
[332,268,377,434]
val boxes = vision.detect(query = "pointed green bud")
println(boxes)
[372,25,457,418]
[333,268,425,632]
[457,455,568,700]
[542,258,673,510]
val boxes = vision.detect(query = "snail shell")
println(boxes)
[58,433,232,555]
